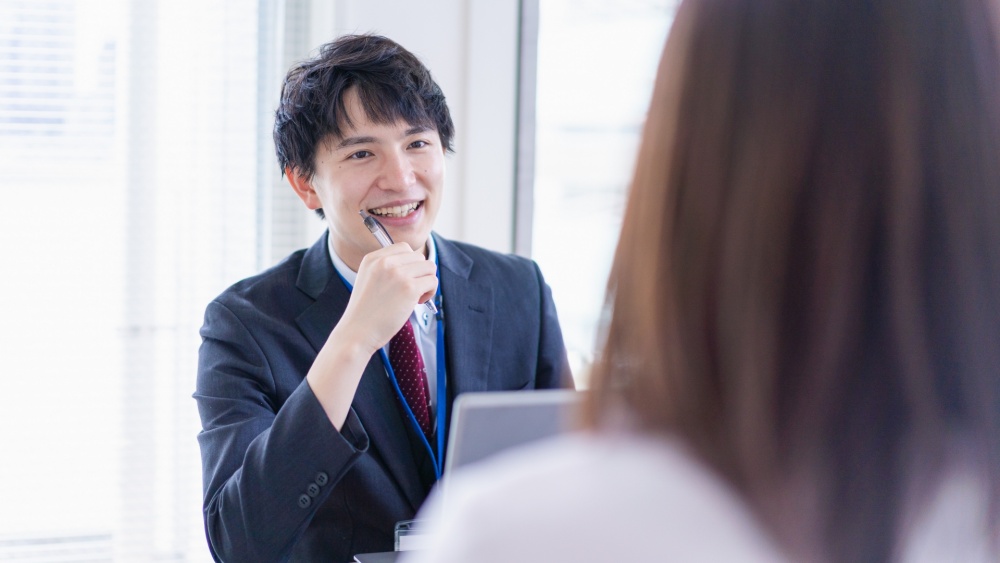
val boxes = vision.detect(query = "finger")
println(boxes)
[354,254,436,307]
[359,243,410,265]
[362,243,433,269]
[391,257,437,278]
[418,286,437,306]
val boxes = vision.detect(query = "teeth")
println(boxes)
[369,202,419,218]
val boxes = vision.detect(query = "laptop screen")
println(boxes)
[443,389,583,474]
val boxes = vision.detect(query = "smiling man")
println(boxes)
[193,34,571,562]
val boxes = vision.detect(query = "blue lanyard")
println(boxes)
[376,308,446,479]
[334,265,447,480]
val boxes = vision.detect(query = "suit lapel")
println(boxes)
[436,235,494,398]
[293,233,429,511]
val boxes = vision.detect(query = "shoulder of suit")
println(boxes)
[437,236,538,273]
[211,247,310,307]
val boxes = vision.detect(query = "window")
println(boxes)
[0,1,323,559]
[0,0,677,557]
[1,1,126,557]
[531,0,679,384]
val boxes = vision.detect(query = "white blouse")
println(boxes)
[403,433,996,563]
[403,433,787,562]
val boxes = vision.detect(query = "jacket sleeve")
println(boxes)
[193,299,368,562]
[531,261,574,390]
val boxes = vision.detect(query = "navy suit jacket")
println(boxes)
[195,232,571,562]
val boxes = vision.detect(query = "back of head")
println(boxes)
[273,33,455,181]
[587,0,1000,560]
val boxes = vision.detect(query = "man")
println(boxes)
[194,34,571,562]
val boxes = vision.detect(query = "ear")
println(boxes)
[285,167,323,210]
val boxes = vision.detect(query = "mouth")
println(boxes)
[367,201,421,218]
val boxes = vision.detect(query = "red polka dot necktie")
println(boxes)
[388,320,432,437]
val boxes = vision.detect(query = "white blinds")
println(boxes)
[0,1,316,561]
[0,0,117,172]
[0,2,126,559]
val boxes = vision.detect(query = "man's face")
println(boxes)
[292,88,445,271]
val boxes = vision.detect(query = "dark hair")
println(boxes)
[273,33,455,183]
[586,0,1000,560]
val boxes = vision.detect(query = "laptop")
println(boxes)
[353,553,400,563]
[442,388,583,474]
[354,389,582,563]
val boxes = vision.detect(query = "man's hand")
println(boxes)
[306,243,437,430]
[339,243,438,355]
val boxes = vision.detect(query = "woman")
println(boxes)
[407,0,1000,560]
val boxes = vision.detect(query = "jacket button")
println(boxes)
[307,483,320,498]
[315,472,329,486]
[298,494,311,509]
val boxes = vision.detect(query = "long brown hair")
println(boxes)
[586,0,1000,560]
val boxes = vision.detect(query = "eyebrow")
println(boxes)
[337,136,376,149]
[336,125,433,149]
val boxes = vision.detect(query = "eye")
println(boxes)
[348,150,373,160]
[408,139,430,149]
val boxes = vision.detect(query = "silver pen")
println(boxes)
[359,209,438,315]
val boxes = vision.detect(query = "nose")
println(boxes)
[378,150,416,191]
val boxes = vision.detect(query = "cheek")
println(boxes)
[428,167,445,186]
[335,179,368,205]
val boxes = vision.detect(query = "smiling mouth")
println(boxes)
[368,202,421,218]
